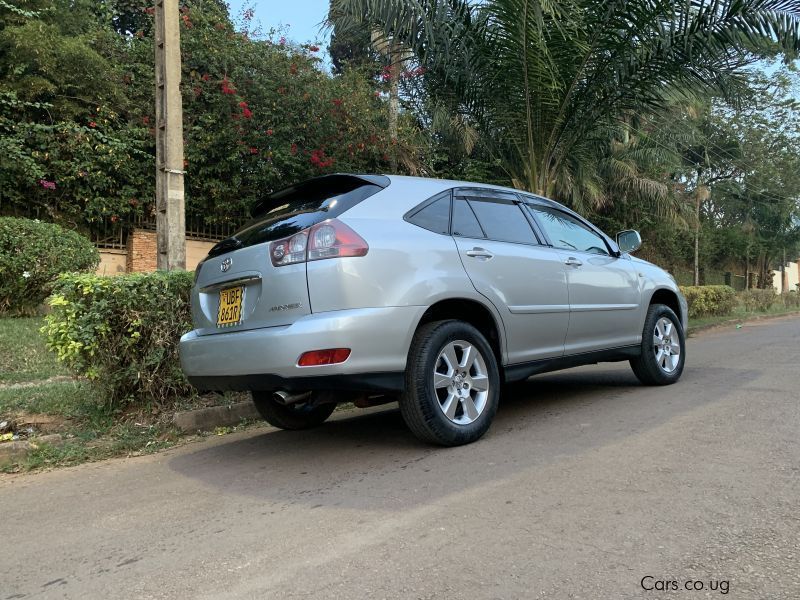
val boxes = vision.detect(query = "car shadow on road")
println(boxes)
[168,364,758,511]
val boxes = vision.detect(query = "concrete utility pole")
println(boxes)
[154,0,186,271]
[371,29,403,173]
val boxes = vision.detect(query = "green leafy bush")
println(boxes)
[42,272,194,407]
[680,285,737,318]
[738,289,778,312]
[0,217,99,315]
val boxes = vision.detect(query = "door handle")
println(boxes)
[564,257,583,267]
[466,247,494,259]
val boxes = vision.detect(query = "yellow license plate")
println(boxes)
[217,286,244,327]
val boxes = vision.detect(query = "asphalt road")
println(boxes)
[2,316,799,600]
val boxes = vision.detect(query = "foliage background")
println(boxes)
[0,0,422,233]
[1,0,799,288]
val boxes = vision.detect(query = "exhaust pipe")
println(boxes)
[272,390,312,406]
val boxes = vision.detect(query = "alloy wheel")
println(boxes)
[433,340,490,425]
[653,317,681,373]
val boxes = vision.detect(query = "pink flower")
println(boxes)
[242,107,253,119]
[38,179,56,190]
[309,45,319,52]
[266,129,274,136]
[89,121,97,128]
[249,147,259,155]
[279,37,286,46]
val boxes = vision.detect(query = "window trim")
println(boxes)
[402,186,620,256]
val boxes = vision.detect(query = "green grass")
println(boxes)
[0,317,68,383]
[0,376,255,473]
[0,380,182,472]
[688,304,800,333]
[0,381,96,418]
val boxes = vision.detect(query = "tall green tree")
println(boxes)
[331,0,800,212]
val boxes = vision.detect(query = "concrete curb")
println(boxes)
[172,401,260,433]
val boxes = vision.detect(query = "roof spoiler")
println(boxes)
[249,174,390,218]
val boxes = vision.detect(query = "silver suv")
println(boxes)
[180,174,687,446]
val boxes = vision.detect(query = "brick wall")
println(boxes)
[120,229,216,274]
[126,229,158,273]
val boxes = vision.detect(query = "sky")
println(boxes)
[226,0,331,46]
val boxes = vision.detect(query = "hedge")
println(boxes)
[680,285,737,318]
[0,217,99,315]
[42,271,194,408]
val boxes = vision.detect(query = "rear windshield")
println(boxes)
[208,175,388,258]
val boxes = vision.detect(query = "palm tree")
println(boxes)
[329,0,800,210]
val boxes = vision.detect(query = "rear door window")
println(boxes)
[465,197,539,245]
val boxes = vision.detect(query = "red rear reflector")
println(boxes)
[297,348,351,367]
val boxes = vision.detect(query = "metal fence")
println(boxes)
[87,212,248,249]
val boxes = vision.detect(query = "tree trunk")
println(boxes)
[745,256,750,289]
[388,40,400,173]
[781,248,786,293]
[693,183,707,287]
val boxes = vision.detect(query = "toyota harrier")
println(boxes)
[180,174,687,446]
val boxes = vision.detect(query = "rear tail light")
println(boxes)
[269,219,368,267]
[298,348,351,367]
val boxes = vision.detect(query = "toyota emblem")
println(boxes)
[220,258,232,273]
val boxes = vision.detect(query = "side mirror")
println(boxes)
[616,230,642,254]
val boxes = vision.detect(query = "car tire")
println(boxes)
[400,320,500,446]
[630,304,686,385]
[251,392,337,430]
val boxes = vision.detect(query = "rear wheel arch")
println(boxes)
[415,298,505,367]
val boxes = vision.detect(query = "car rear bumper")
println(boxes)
[179,306,425,392]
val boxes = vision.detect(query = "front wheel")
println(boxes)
[252,392,337,430]
[400,320,500,446]
[630,304,686,385]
